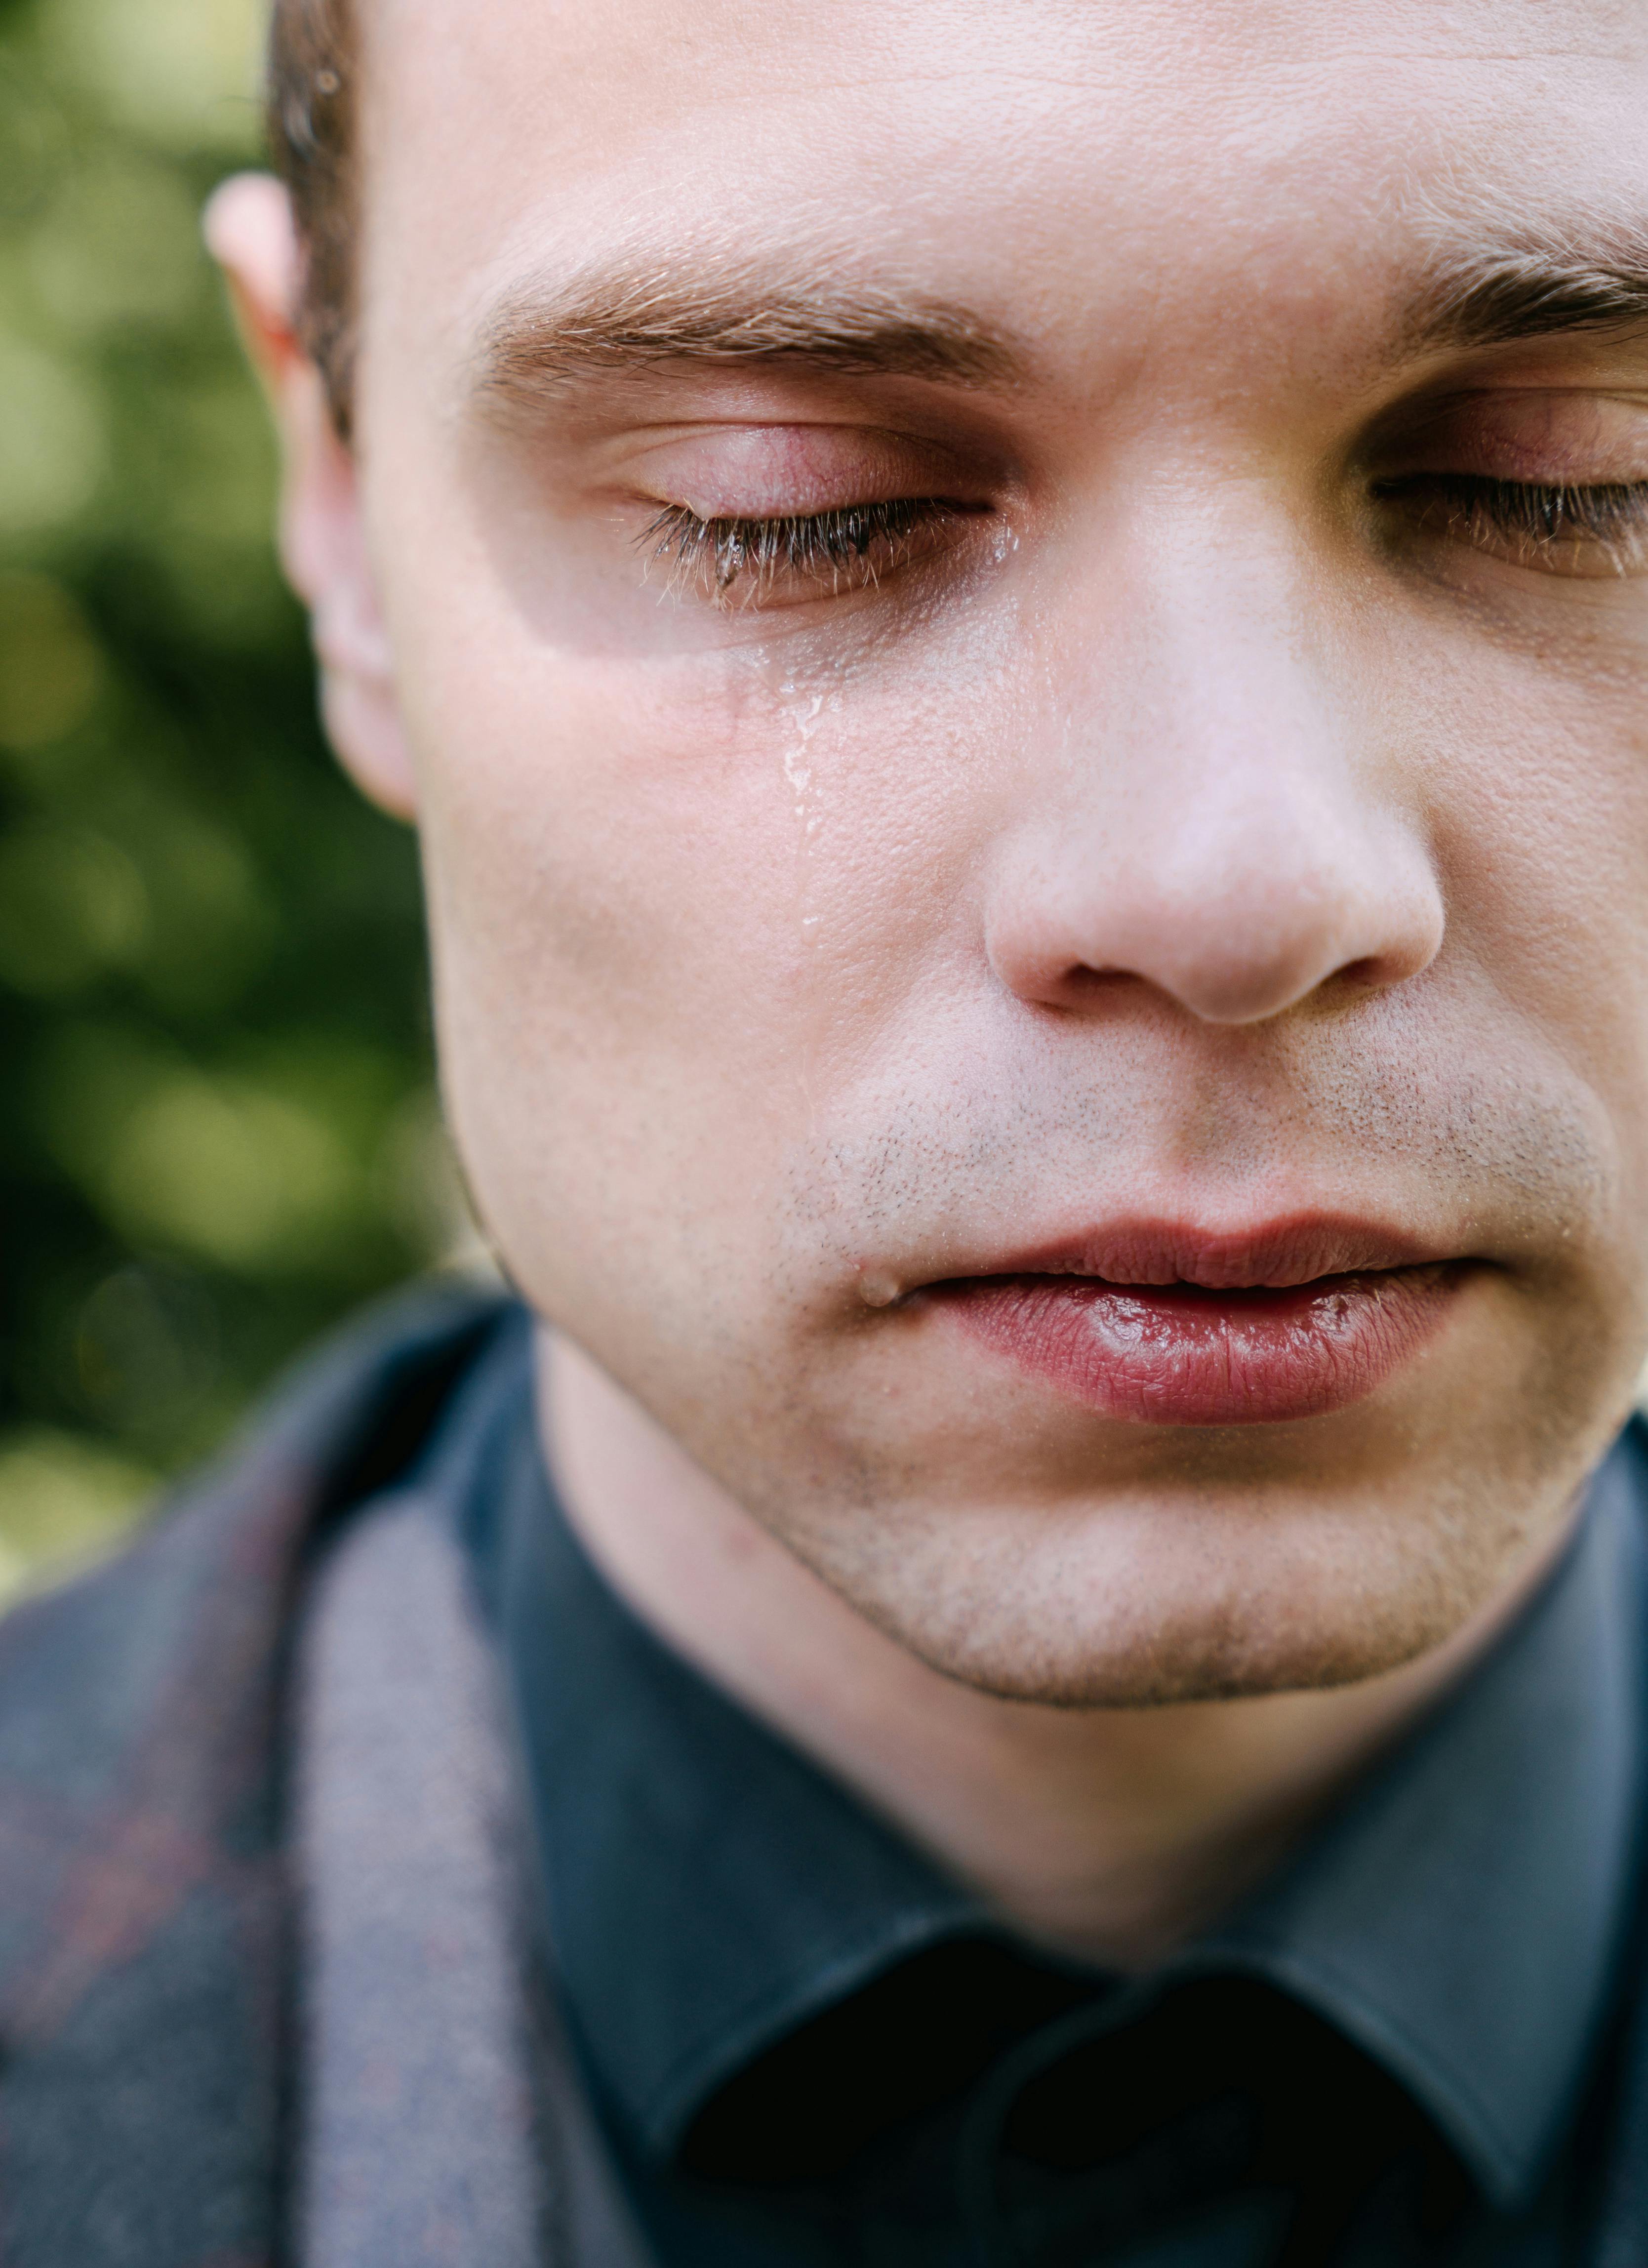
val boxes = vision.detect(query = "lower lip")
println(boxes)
[934,1267,1462,1425]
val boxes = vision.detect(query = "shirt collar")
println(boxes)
[1199,1431,1647,2208]
[443,1321,1647,2202]
[481,1371,985,2156]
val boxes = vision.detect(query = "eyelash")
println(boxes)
[639,496,969,598]
[1374,474,1648,570]
[637,474,1648,605]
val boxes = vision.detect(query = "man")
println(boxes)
[1,0,1646,2260]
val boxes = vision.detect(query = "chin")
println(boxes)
[781,1484,1547,1711]
[909,1620,1453,1713]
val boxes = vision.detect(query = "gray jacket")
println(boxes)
[0,1287,1640,2266]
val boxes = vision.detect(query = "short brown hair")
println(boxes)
[266,0,358,433]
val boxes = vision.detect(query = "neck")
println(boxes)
[537,1329,1568,1968]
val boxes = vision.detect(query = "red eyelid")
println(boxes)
[611,421,978,521]
[1389,389,1648,486]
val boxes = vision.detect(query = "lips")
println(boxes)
[907,1216,1469,1426]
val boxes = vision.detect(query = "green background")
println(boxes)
[0,0,456,1595]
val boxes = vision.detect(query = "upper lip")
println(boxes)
[921,1213,1461,1292]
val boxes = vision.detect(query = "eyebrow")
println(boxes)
[474,263,1022,415]
[1406,226,1648,356]
[473,222,1648,421]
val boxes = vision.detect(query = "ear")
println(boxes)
[203,173,419,821]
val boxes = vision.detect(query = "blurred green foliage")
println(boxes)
[0,0,456,1594]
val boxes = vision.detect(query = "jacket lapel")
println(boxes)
[0,1286,506,2268]
[295,1487,655,2268]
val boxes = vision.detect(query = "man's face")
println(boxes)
[345,0,1648,1701]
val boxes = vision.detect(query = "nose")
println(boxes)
[984,556,1445,1026]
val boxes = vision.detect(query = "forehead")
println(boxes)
[359,0,1648,385]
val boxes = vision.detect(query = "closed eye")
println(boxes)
[638,496,984,605]
[1373,474,1648,576]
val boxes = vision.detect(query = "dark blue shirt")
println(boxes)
[437,1320,1647,2268]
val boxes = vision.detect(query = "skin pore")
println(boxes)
[212,0,1648,1962]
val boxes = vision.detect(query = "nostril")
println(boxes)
[1336,955,1384,989]
[1332,945,1433,997]
[1018,964,1158,1016]
[985,814,1445,1028]
[1064,966,1145,1000]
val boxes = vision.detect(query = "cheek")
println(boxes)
[1401,623,1648,1311]
[1421,642,1648,1079]
[402,616,1017,1282]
